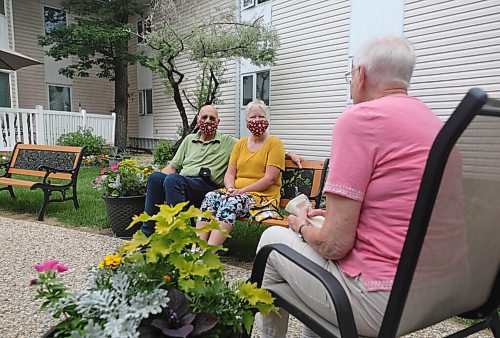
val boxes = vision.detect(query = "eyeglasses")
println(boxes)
[344,66,358,85]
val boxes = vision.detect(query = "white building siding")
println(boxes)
[405,0,500,118]
[405,0,500,179]
[270,0,351,160]
[150,0,237,142]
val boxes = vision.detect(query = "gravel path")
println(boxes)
[0,217,492,338]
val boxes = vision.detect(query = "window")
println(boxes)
[241,70,270,107]
[139,89,153,115]
[43,6,67,35]
[137,19,152,43]
[48,85,72,111]
[0,0,5,16]
[243,0,270,9]
[0,72,10,107]
[242,0,254,9]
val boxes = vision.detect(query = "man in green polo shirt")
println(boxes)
[141,105,235,236]
[141,104,302,236]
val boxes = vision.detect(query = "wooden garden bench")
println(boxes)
[0,143,84,221]
[240,158,329,227]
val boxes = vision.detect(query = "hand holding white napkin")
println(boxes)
[285,194,324,228]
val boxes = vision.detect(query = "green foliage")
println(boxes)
[56,128,106,157]
[32,203,277,336]
[225,221,266,261]
[142,4,279,142]
[152,140,175,166]
[38,0,141,79]
[38,0,144,148]
[93,159,154,197]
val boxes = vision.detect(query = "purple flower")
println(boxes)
[29,279,38,286]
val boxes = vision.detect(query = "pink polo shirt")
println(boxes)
[324,95,443,291]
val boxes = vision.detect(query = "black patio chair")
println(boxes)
[250,88,500,337]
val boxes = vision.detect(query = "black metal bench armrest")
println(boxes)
[251,243,358,338]
[37,165,76,183]
[0,161,10,168]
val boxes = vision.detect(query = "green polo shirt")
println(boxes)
[169,132,237,187]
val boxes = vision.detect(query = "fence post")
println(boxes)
[35,105,46,145]
[111,112,116,146]
[81,109,87,129]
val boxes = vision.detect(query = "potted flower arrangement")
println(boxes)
[32,203,277,337]
[93,159,155,237]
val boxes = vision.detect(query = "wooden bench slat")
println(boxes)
[0,177,36,188]
[8,168,72,180]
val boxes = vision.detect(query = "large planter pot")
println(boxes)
[103,195,146,238]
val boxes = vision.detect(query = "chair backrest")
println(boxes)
[379,88,500,337]
[280,158,329,209]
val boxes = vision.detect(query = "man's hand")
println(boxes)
[286,152,304,169]
[161,165,177,174]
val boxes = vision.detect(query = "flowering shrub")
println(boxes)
[31,203,277,337]
[82,154,110,167]
[93,159,154,197]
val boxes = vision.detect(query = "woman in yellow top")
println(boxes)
[196,100,285,246]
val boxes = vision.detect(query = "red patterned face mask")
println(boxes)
[197,119,219,135]
[246,119,269,136]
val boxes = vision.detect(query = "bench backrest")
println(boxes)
[280,158,329,209]
[7,143,83,180]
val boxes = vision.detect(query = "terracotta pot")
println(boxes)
[102,195,145,238]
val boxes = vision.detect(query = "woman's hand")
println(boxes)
[226,188,244,196]
[308,209,326,218]
[288,206,310,233]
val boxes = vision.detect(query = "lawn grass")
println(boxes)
[0,166,110,229]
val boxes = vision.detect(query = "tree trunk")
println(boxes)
[114,62,128,149]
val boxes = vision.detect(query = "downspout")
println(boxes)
[234,0,241,138]
[8,0,18,108]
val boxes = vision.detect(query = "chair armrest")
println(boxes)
[251,243,358,338]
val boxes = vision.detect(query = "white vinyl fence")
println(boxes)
[0,105,115,152]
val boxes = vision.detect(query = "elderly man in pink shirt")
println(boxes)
[257,36,444,338]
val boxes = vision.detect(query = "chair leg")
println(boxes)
[38,190,51,221]
[8,186,15,198]
[491,311,500,337]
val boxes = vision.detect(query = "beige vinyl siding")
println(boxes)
[73,70,114,115]
[152,0,237,142]
[405,0,500,179]
[12,0,45,109]
[270,0,351,160]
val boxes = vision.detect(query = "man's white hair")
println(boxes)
[353,36,416,89]
[245,99,269,117]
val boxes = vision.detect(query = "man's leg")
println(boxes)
[164,174,217,207]
[141,171,168,236]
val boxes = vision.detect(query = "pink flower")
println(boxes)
[56,264,68,272]
[110,165,119,170]
[34,260,68,273]
[100,169,107,175]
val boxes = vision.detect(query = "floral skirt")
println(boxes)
[198,190,256,225]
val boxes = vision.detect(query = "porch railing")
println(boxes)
[0,105,116,152]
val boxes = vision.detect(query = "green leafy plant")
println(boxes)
[32,203,277,337]
[56,128,106,157]
[153,140,175,166]
[92,159,154,197]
